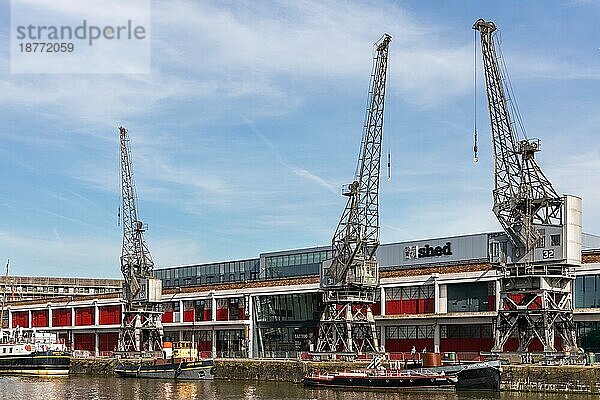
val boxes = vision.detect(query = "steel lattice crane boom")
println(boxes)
[473,19,581,354]
[317,34,391,356]
[120,127,155,302]
[117,127,163,357]
[474,19,562,257]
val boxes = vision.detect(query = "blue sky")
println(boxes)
[0,0,599,278]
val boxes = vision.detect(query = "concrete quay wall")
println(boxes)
[70,357,365,382]
[72,358,600,393]
[502,365,600,394]
[213,359,368,383]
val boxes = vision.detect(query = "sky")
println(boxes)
[0,0,598,278]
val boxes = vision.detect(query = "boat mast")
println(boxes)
[0,260,9,339]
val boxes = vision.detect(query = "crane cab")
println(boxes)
[518,138,541,159]
[341,181,359,197]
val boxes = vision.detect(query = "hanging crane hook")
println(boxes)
[387,149,392,181]
[474,129,479,163]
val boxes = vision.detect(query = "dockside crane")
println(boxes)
[473,19,581,354]
[316,34,391,356]
[117,126,164,357]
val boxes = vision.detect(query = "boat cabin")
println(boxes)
[172,341,198,362]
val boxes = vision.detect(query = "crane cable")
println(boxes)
[495,31,528,141]
[117,135,122,227]
[473,29,479,163]
[386,37,392,182]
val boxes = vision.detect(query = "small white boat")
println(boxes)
[0,329,71,376]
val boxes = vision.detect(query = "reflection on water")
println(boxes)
[0,376,595,400]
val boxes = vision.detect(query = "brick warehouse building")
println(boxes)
[0,276,122,303]
[4,231,600,358]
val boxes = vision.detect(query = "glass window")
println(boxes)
[575,276,585,308]
[254,293,322,323]
[417,325,434,339]
[491,243,499,258]
[292,294,301,320]
[385,287,398,301]
[578,321,600,353]
[584,275,596,308]
[536,236,546,248]
[440,326,448,339]
[551,234,561,247]
[401,287,409,300]
[385,326,397,339]
[216,329,246,358]
[447,282,488,312]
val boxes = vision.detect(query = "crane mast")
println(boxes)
[117,127,163,357]
[474,19,581,354]
[317,34,391,356]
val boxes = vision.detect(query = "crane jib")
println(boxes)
[317,33,391,356]
[473,19,579,356]
[323,34,391,290]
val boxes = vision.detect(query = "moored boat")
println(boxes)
[304,369,458,391]
[0,329,70,376]
[434,360,501,391]
[303,359,501,392]
[114,340,215,380]
[114,358,215,380]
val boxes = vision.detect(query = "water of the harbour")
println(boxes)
[0,376,594,400]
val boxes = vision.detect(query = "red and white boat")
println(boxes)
[304,368,458,391]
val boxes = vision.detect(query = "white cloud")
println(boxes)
[510,55,600,81]
[151,0,474,106]
[290,167,338,195]
[0,0,479,125]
